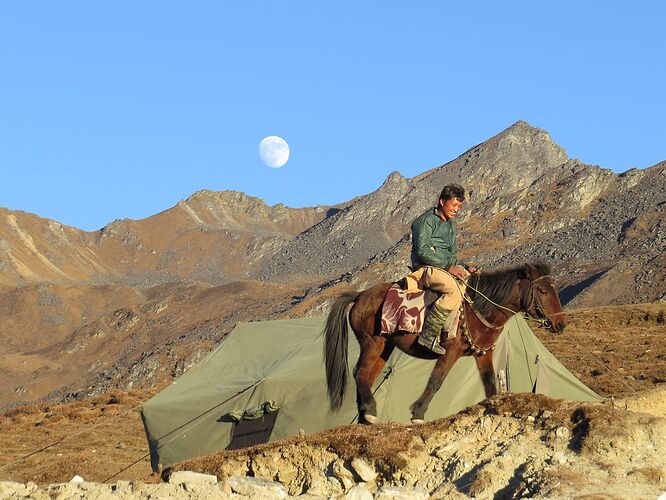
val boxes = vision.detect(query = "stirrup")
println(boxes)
[417,330,447,354]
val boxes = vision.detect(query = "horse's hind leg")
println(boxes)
[353,336,387,424]
[361,341,395,424]
[410,350,460,423]
[474,352,497,398]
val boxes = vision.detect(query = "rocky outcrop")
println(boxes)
[167,393,666,499]
[5,393,663,499]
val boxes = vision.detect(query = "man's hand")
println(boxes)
[467,266,479,274]
[448,265,468,279]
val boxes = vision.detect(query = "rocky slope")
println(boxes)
[256,122,666,308]
[0,190,339,288]
[1,120,664,412]
[255,121,571,280]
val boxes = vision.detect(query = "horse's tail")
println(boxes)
[324,291,358,412]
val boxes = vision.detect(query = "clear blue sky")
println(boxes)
[1,2,664,231]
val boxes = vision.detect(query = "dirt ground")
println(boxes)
[0,302,664,488]
[535,302,666,398]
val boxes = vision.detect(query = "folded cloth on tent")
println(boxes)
[227,401,280,422]
[380,283,426,335]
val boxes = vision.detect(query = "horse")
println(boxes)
[324,262,566,424]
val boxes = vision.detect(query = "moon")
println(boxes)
[259,136,290,168]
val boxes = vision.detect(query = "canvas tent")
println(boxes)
[141,315,601,471]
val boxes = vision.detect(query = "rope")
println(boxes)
[578,352,640,400]
[0,398,145,472]
[459,275,521,318]
[103,452,151,483]
[1,380,264,481]
[102,380,267,482]
[460,273,552,328]
[547,338,640,399]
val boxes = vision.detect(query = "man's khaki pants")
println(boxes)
[405,266,467,311]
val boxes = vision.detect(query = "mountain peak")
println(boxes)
[185,189,263,205]
[505,119,537,132]
[495,120,562,149]
[417,121,570,203]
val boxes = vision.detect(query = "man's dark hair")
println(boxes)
[439,184,465,202]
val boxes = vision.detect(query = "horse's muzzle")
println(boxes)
[544,319,566,333]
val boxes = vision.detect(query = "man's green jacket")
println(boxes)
[410,207,466,270]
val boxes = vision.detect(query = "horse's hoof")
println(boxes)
[410,418,424,425]
[364,414,378,424]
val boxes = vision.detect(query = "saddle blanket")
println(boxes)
[380,283,426,335]
[380,283,462,338]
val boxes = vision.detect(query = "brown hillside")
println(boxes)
[0,302,664,494]
[0,190,338,287]
[0,278,319,410]
[0,121,664,416]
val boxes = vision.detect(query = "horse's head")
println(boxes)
[520,262,566,333]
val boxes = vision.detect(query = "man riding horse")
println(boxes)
[409,184,478,354]
[324,184,565,423]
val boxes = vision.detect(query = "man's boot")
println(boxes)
[418,303,451,354]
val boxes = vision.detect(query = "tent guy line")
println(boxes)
[0,399,145,473]
[147,379,264,445]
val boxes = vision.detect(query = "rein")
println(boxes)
[457,272,558,355]
[462,273,511,327]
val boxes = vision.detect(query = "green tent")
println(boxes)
[141,315,600,471]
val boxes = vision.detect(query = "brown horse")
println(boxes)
[324,262,565,424]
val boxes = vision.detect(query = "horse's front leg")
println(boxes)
[410,348,461,423]
[474,351,497,398]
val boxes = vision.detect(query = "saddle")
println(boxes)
[380,279,461,336]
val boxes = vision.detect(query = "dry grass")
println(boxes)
[1,303,665,486]
[0,390,157,484]
[628,467,665,486]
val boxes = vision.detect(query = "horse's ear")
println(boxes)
[526,264,545,280]
[526,261,550,280]
[525,261,550,280]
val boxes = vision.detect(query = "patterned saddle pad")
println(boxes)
[380,283,426,335]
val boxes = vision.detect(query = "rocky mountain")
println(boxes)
[254,121,569,280]
[1,120,664,411]
[1,121,663,301]
[0,191,340,288]
[256,121,666,307]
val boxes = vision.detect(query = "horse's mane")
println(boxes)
[469,261,551,317]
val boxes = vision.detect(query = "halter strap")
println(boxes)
[458,272,509,330]
[458,272,558,327]
[527,274,565,325]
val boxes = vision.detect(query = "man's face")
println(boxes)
[439,197,463,220]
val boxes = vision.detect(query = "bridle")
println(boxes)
[458,272,563,356]
[521,275,566,329]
